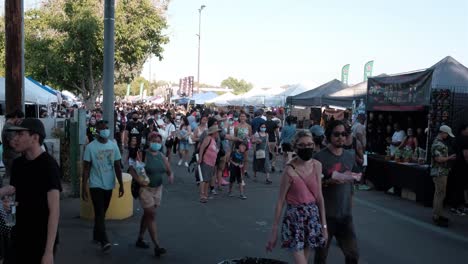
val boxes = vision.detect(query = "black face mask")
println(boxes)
[133,118,138,122]
[297,148,314,161]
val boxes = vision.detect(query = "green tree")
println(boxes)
[221,77,253,95]
[19,0,169,109]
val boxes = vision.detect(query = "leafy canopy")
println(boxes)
[221,77,253,95]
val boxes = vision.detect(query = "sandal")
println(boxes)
[200,197,208,203]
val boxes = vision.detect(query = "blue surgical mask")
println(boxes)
[260,128,267,132]
[234,118,238,121]
[150,143,162,152]
[99,129,110,139]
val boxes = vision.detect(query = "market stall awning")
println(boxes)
[191,92,218,104]
[206,92,235,106]
[286,79,348,106]
[0,77,58,105]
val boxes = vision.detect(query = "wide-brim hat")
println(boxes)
[207,125,222,135]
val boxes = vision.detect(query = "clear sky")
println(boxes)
[142,0,468,88]
[18,0,468,89]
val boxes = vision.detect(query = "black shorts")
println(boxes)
[282,143,293,152]
[229,164,242,184]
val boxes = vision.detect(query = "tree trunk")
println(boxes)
[84,92,99,110]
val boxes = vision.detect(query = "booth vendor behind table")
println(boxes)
[366,56,468,206]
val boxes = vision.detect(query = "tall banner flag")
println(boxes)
[364,60,374,81]
[341,64,350,85]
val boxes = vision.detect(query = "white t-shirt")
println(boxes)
[165,123,176,140]
[390,130,406,155]
[352,122,366,147]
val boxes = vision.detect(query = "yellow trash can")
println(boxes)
[80,173,133,220]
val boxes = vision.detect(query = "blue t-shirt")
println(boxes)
[83,140,122,190]
[281,125,296,144]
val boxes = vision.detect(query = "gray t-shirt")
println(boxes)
[314,148,357,219]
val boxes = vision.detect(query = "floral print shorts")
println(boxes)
[281,203,326,251]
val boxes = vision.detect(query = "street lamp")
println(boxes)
[197,4,206,94]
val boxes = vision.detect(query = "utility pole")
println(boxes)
[102,0,116,136]
[5,0,24,114]
[197,5,206,94]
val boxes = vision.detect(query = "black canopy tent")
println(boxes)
[367,56,468,134]
[321,74,389,108]
[366,56,468,206]
[321,81,367,108]
[286,79,348,106]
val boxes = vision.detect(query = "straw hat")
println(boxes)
[207,125,222,135]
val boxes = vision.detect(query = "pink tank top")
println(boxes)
[202,138,218,166]
[285,163,318,205]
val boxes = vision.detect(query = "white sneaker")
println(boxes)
[184,162,189,167]
[178,160,183,166]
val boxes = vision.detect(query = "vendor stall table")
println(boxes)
[367,154,434,207]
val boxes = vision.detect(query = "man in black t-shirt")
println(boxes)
[313,120,359,264]
[264,111,279,171]
[6,118,62,264]
[124,112,145,147]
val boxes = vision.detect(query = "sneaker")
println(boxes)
[462,207,468,214]
[154,246,167,257]
[240,194,247,200]
[228,192,235,197]
[136,239,150,249]
[266,179,273,184]
[211,189,218,195]
[450,208,466,216]
[102,242,112,253]
[178,160,183,166]
[184,162,189,167]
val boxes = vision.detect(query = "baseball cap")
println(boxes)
[310,125,325,137]
[439,125,455,137]
[7,118,46,138]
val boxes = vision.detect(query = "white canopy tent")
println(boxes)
[227,87,286,106]
[206,92,235,106]
[0,77,58,105]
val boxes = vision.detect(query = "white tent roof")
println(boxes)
[206,92,235,106]
[0,77,58,105]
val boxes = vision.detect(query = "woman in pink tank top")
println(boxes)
[266,130,328,264]
[198,125,221,203]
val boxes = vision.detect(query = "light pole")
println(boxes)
[197,4,206,94]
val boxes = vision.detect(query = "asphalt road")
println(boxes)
[56,154,468,264]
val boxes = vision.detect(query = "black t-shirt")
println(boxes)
[86,125,97,142]
[314,148,357,219]
[126,121,145,142]
[264,120,278,142]
[9,152,62,261]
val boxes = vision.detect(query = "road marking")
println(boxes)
[355,197,468,244]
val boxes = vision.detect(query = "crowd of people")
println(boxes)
[0,102,466,263]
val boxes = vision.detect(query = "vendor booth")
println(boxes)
[286,79,348,128]
[366,56,468,206]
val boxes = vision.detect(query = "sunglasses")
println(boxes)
[332,131,348,138]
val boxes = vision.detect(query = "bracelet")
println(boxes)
[322,224,327,229]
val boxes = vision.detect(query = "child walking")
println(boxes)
[229,142,247,200]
